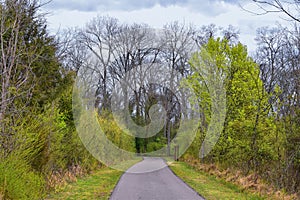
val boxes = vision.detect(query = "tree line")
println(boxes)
[0,0,299,198]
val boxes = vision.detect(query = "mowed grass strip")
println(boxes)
[46,167,122,200]
[169,162,265,200]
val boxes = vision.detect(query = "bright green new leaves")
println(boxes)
[185,38,277,172]
[184,38,227,159]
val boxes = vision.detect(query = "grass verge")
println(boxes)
[46,167,122,200]
[169,162,265,200]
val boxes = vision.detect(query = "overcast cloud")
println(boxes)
[45,0,243,16]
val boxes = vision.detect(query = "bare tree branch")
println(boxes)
[242,0,300,23]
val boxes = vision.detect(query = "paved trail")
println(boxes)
[110,157,204,200]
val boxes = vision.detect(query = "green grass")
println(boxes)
[46,158,143,200]
[170,162,265,200]
[46,167,122,200]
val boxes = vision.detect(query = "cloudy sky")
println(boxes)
[42,0,291,52]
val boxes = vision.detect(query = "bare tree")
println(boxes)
[255,25,287,94]
[195,24,218,47]
[160,21,197,155]
[55,28,88,73]
[247,0,300,23]
[77,16,121,110]
[113,24,158,120]
[221,25,240,44]
[195,24,240,47]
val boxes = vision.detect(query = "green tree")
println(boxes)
[186,38,278,173]
[0,0,64,156]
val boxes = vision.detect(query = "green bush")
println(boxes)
[0,155,45,200]
[147,141,166,152]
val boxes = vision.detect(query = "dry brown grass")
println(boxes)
[46,165,86,192]
[181,155,299,200]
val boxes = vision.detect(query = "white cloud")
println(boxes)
[44,0,241,16]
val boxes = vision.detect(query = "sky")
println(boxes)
[42,0,291,53]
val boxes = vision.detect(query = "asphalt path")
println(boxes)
[110,157,205,200]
